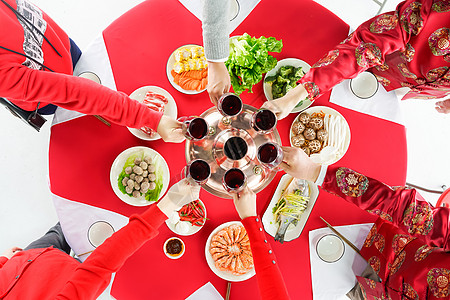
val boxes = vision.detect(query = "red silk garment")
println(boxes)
[321,166,450,299]
[299,0,450,100]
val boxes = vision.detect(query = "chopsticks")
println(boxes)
[225,282,231,300]
[77,250,94,257]
[93,115,111,127]
[319,216,361,255]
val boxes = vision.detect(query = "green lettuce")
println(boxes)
[226,33,283,95]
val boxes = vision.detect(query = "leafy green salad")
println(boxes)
[226,33,283,95]
[117,151,163,202]
[265,65,305,99]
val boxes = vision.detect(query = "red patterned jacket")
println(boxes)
[321,165,450,299]
[300,0,450,100]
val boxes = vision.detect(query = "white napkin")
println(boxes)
[52,193,129,262]
[329,79,404,125]
[309,223,374,300]
[177,0,261,33]
[185,282,224,300]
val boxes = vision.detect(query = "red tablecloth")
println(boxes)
[49,0,407,299]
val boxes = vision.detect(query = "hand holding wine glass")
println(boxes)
[231,186,257,220]
[279,146,321,182]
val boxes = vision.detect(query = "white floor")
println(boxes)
[0,0,449,298]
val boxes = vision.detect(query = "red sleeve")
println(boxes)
[0,257,8,268]
[241,216,290,300]
[321,166,450,250]
[299,0,431,100]
[0,63,163,129]
[55,204,168,299]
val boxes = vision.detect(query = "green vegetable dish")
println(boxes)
[117,151,164,202]
[265,65,305,99]
[226,33,283,95]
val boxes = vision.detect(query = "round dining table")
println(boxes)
[48,0,407,299]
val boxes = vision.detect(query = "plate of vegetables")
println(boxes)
[262,174,319,242]
[263,58,312,113]
[110,146,170,206]
[166,44,208,94]
[166,199,207,236]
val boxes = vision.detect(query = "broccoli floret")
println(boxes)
[264,75,278,84]
[294,67,305,78]
[276,74,290,84]
[279,66,294,77]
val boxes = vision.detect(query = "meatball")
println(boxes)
[291,134,306,147]
[133,166,143,175]
[142,170,148,178]
[130,173,136,180]
[304,128,316,140]
[139,161,148,170]
[127,179,134,188]
[132,190,141,198]
[141,181,150,191]
[148,164,156,173]
[134,182,141,190]
[148,173,157,182]
[125,186,133,194]
[144,156,152,164]
[299,112,310,124]
[134,158,142,165]
[135,175,143,183]
[125,167,132,175]
[292,121,305,135]
[308,139,322,153]
[148,182,156,190]
[122,177,129,186]
[317,129,328,142]
[309,117,324,130]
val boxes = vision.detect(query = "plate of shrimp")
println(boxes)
[205,221,256,282]
[166,44,208,94]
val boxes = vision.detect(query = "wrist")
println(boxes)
[156,196,178,218]
[307,162,322,182]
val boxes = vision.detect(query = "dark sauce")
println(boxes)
[166,238,183,255]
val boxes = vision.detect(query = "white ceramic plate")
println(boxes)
[165,199,206,236]
[166,44,207,95]
[110,146,170,206]
[289,106,351,165]
[263,58,312,113]
[205,221,256,282]
[128,86,177,141]
[262,174,319,242]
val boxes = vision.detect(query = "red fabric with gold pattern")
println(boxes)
[321,166,450,298]
[299,0,450,101]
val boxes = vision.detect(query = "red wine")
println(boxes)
[219,94,242,116]
[253,109,277,132]
[188,159,211,183]
[188,118,208,140]
[257,142,283,168]
[223,168,246,191]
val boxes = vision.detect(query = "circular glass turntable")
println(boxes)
[185,104,281,199]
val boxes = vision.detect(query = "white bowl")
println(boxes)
[163,237,185,259]
[205,221,256,282]
[316,234,345,263]
[110,146,170,206]
[128,86,177,141]
[165,199,207,236]
[263,58,312,113]
[350,71,379,99]
[88,221,115,248]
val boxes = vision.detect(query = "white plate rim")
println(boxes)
[110,146,170,207]
[128,85,178,141]
[262,174,319,242]
[166,44,207,95]
[205,221,256,282]
[289,105,351,165]
[263,58,313,113]
[165,199,207,236]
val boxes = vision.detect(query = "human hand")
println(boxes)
[435,99,450,114]
[156,115,185,143]
[232,187,257,219]
[207,61,231,105]
[1,247,22,259]
[279,146,321,182]
[157,179,201,217]
[261,84,308,120]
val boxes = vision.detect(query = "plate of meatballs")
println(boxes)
[290,106,351,165]
[110,146,170,206]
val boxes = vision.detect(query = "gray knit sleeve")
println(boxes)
[202,0,230,61]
